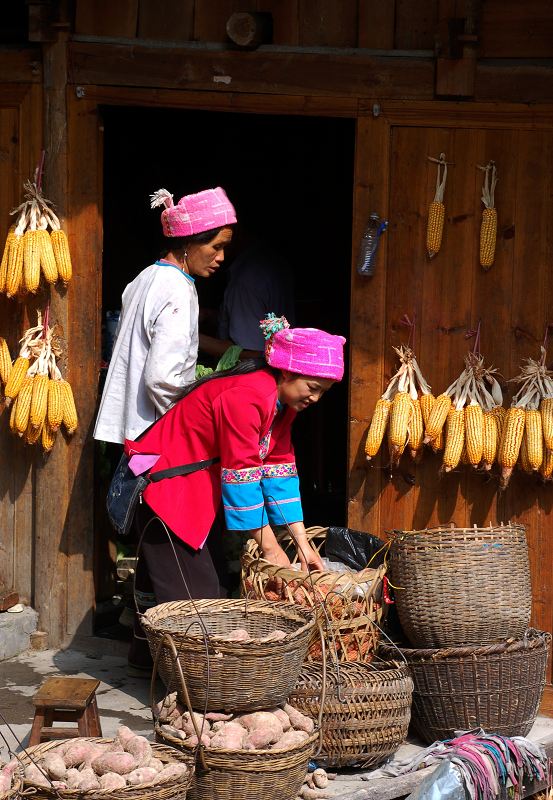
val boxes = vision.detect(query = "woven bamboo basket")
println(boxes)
[18,738,194,800]
[140,598,315,712]
[388,523,532,648]
[380,629,551,744]
[155,722,318,800]
[0,762,23,800]
[288,660,413,768]
[241,526,386,662]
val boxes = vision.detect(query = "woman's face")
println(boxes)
[186,227,233,278]
[278,371,335,412]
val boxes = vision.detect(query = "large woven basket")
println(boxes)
[155,722,317,800]
[0,762,22,800]
[380,629,551,744]
[18,738,194,800]
[241,526,386,662]
[388,523,532,647]
[288,660,413,768]
[140,598,315,712]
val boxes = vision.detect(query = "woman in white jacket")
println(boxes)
[94,187,236,445]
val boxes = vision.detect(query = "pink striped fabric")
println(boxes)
[162,187,236,237]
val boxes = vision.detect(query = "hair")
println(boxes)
[175,357,270,403]
[159,226,227,258]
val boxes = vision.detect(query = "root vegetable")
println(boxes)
[147,758,163,772]
[271,708,291,731]
[63,741,102,768]
[160,724,186,741]
[154,763,188,784]
[42,753,67,780]
[210,721,226,734]
[300,787,330,800]
[65,768,82,789]
[260,629,287,642]
[123,735,152,764]
[91,752,137,776]
[272,730,309,750]
[126,767,159,786]
[181,711,210,737]
[115,725,135,747]
[24,764,49,788]
[284,704,315,734]
[221,628,251,641]
[312,769,329,789]
[76,767,100,790]
[52,781,68,790]
[99,772,127,790]
[0,760,18,793]
[205,712,233,722]
[185,734,211,748]
[210,722,246,750]
[236,711,283,739]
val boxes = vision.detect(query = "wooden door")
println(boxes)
[349,102,553,687]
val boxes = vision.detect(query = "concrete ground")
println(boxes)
[1,642,553,800]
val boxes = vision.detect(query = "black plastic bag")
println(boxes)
[325,527,386,570]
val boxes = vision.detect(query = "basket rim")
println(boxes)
[241,548,386,584]
[380,629,551,660]
[389,522,526,541]
[19,737,194,798]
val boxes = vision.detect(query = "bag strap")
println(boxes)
[147,457,219,483]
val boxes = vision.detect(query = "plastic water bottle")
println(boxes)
[356,212,388,277]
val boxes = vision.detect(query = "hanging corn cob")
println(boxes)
[479,161,498,270]
[365,345,433,466]
[426,153,448,259]
[1,179,71,296]
[0,337,12,387]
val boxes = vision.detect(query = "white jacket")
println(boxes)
[94,262,199,444]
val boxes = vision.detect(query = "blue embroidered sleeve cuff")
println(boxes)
[222,479,268,530]
[261,474,303,526]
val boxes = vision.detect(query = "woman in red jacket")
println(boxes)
[127,315,346,669]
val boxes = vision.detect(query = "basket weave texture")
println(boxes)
[380,629,551,744]
[0,764,22,800]
[18,738,194,800]
[140,599,315,712]
[388,524,532,648]
[241,526,386,662]
[154,722,317,800]
[288,660,413,768]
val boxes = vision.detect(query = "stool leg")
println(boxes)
[77,708,90,738]
[29,709,45,747]
[87,697,102,737]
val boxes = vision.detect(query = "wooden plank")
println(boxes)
[261,0,299,45]
[480,0,553,58]
[394,0,438,50]
[75,0,138,38]
[193,0,243,42]
[299,0,358,47]
[137,0,194,42]
[358,0,395,49]
[0,48,42,83]
[475,62,553,104]
[68,41,435,99]
[348,115,390,535]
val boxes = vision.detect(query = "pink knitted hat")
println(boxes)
[150,187,236,237]
[260,314,346,381]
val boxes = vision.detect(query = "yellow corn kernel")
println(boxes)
[4,356,30,403]
[60,380,78,434]
[41,421,57,452]
[464,403,484,466]
[0,226,15,293]
[540,447,553,480]
[14,376,33,435]
[424,392,452,443]
[23,229,41,293]
[540,397,553,452]
[480,207,497,270]
[29,373,49,429]
[24,421,42,445]
[365,397,391,459]
[492,405,507,441]
[38,229,58,284]
[47,378,63,431]
[419,393,435,428]
[426,201,445,258]
[498,406,526,489]
[482,410,498,469]
[525,409,543,471]
[442,408,465,472]
[388,391,411,449]
[5,234,23,297]
[408,397,424,458]
[518,432,532,474]
[9,395,18,432]
[50,229,72,284]
[0,337,12,386]
[460,443,470,465]
[431,427,444,453]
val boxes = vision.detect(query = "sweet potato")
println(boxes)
[283,704,315,734]
[154,763,188,784]
[76,767,100,790]
[271,708,291,731]
[91,752,136,776]
[205,712,233,722]
[63,741,102,768]
[115,725,135,747]
[147,758,163,772]
[24,764,49,788]
[210,721,226,734]
[312,769,328,789]
[221,628,251,641]
[181,711,210,737]
[42,753,67,780]
[160,724,186,741]
[272,730,309,750]
[51,781,68,790]
[209,722,246,750]
[99,772,127,790]
[260,629,287,642]
[0,760,18,794]
[123,735,152,765]
[126,767,159,786]
[64,768,82,789]
[236,711,283,747]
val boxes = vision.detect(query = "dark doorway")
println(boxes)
[95,106,355,616]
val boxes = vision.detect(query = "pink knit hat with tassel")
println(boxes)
[150,187,236,237]
[260,314,346,381]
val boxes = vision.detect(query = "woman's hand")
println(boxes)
[297,541,325,573]
[261,542,292,569]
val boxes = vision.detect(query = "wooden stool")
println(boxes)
[29,677,102,746]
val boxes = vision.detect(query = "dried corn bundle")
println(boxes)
[482,410,499,471]
[13,376,33,435]
[0,337,12,387]
[541,396,553,452]
[443,408,465,472]
[365,344,432,466]
[426,153,448,259]
[2,180,71,296]
[479,161,498,270]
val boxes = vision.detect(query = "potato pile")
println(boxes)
[156,693,314,751]
[0,759,19,797]
[216,627,287,643]
[23,727,188,792]
[297,768,333,800]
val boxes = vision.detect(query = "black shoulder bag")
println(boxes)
[106,453,219,537]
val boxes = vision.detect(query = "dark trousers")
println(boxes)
[129,502,229,667]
